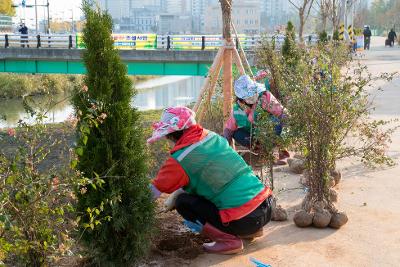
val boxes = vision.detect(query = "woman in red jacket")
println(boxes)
[148,106,273,255]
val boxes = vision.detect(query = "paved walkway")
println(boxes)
[191,37,400,267]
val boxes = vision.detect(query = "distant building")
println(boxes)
[165,0,191,14]
[205,1,261,35]
[98,0,130,21]
[99,0,162,32]
[260,0,291,32]
[158,14,192,34]
[0,15,12,32]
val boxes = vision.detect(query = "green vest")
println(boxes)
[172,132,264,210]
[233,95,264,131]
[233,103,252,131]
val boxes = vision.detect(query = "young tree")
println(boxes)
[256,36,396,230]
[282,21,300,68]
[289,0,315,42]
[72,2,154,265]
[329,0,341,33]
[316,0,332,31]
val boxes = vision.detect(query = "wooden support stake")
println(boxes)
[197,55,224,123]
[223,41,233,121]
[193,46,225,113]
[231,21,254,78]
[232,47,246,76]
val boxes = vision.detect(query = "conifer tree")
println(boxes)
[282,21,299,67]
[72,2,154,264]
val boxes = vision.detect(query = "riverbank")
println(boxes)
[0,74,157,99]
[0,109,165,174]
[0,74,81,99]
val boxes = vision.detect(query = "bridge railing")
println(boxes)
[0,33,319,50]
[0,34,76,49]
[156,35,262,50]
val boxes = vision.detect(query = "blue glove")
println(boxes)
[183,219,203,233]
[250,257,272,267]
[150,184,161,200]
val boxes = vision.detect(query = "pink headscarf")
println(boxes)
[147,106,196,144]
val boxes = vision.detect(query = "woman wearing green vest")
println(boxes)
[148,106,273,255]
[223,75,290,161]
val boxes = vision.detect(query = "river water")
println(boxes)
[0,76,204,128]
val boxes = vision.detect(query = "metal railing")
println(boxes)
[0,34,319,50]
[0,34,75,49]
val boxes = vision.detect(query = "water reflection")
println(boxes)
[135,76,204,110]
[0,95,74,128]
[0,76,204,128]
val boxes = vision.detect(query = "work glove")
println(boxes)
[183,219,203,234]
[163,188,185,211]
[150,184,161,200]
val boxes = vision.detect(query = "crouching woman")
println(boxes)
[148,106,273,254]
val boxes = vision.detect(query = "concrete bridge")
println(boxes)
[0,48,252,76]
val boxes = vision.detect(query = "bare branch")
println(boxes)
[288,0,301,10]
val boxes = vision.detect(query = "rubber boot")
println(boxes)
[201,223,243,255]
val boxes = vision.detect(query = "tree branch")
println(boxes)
[288,0,301,10]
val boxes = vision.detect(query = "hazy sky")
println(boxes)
[13,0,83,24]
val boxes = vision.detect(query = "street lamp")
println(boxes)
[12,0,51,34]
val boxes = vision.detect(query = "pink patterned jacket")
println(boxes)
[223,91,285,144]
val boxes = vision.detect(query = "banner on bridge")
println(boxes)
[169,35,256,50]
[76,33,157,49]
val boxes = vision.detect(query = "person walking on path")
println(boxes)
[388,29,397,47]
[18,23,29,48]
[363,25,372,50]
[148,106,273,255]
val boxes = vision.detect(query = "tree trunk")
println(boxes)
[299,9,305,43]
[220,0,232,40]
[219,0,233,122]
[322,16,327,31]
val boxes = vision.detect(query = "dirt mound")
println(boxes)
[155,230,204,259]
[293,210,313,227]
[313,209,332,228]
[143,207,206,266]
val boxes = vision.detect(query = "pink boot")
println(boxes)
[201,223,243,254]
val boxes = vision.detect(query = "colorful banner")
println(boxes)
[76,33,157,49]
[169,35,256,50]
[112,34,157,49]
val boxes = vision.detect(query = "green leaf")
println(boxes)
[5,175,16,185]
[70,159,78,169]
[76,147,84,156]
[83,135,88,145]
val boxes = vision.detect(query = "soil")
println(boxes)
[271,206,288,221]
[330,169,342,185]
[139,196,206,266]
[293,210,313,228]
[329,212,349,229]
[329,188,339,202]
[287,158,306,174]
[312,209,332,228]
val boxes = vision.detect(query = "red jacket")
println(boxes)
[152,124,271,223]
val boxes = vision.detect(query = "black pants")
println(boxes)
[175,193,272,236]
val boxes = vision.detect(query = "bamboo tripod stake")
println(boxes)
[193,0,247,126]
[193,42,246,123]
